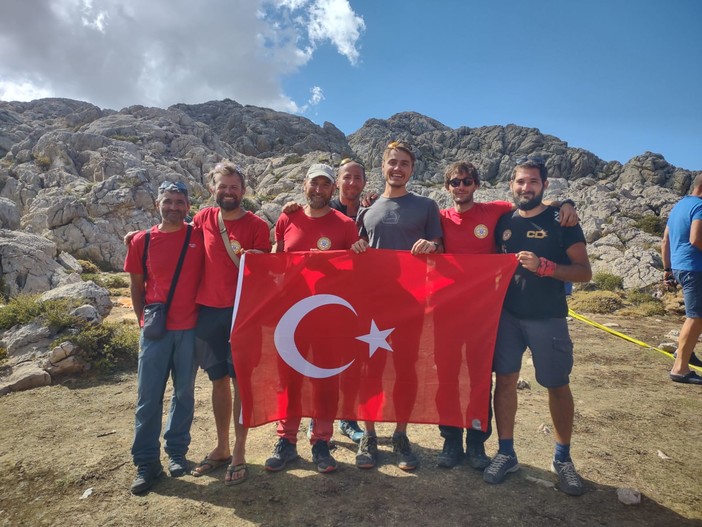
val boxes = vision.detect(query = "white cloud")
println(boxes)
[0,0,364,114]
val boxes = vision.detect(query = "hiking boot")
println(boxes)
[355,433,378,469]
[264,438,299,472]
[167,455,189,477]
[392,433,419,471]
[674,351,702,368]
[483,453,519,484]
[437,437,463,468]
[311,440,338,473]
[339,420,365,443]
[130,461,163,494]
[466,443,491,471]
[551,459,585,496]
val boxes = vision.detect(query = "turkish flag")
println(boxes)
[231,249,517,429]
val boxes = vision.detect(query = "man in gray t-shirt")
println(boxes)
[352,140,443,471]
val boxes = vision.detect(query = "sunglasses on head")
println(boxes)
[159,181,188,193]
[387,140,413,152]
[339,158,365,169]
[515,155,546,166]
[448,177,476,188]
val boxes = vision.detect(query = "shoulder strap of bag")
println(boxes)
[218,208,241,268]
[164,225,193,311]
[141,229,151,280]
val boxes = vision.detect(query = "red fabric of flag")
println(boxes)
[231,249,517,429]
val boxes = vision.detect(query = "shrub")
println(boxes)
[69,321,140,372]
[242,196,260,213]
[626,289,655,305]
[83,273,129,289]
[569,291,624,314]
[619,302,666,317]
[592,272,623,291]
[0,295,83,331]
[282,154,305,166]
[0,347,7,363]
[635,215,666,236]
[77,259,101,274]
[0,295,44,329]
[33,154,51,171]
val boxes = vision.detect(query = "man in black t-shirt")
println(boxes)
[484,156,592,497]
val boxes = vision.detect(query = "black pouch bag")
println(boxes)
[142,303,167,339]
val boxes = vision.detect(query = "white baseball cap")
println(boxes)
[305,163,335,183]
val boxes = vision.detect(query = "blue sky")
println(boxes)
[1,0,700,170]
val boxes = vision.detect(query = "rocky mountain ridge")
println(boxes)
[0,97,697,298]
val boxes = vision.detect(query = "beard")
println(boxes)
[306,195,329,209]
[514,190,543,211]
[217,195,240,211]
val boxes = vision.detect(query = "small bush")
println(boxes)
[569,291,624,314]
[242,197,260,213]
[70,321,140,372]
[0,347,7,362]
[0,295,81,331]
[77,259,101,274]
[619,302,666,317]
[34,154,51,171]
[635,215,666,236]
[592,272,623,291]
[282,154,305,166]
[83,273,129,289]
[0,295,44,329]
[626,289,654,305]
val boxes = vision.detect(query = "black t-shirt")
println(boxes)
[495,207,586,319]
[329,199,350,218]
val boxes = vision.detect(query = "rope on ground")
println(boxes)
[568,308,702,373]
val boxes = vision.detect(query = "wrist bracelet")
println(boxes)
[560,199,576,209]
[535,257,556,277]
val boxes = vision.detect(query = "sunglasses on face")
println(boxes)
[515,155,546,166]
[159,181,188,193]
[448,177,475,188]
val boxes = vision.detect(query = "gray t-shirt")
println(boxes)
[357,193,443,250]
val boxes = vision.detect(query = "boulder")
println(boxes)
[0,362,51,395]
[39,281,112,318]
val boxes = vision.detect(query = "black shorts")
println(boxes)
[195,305,235,381]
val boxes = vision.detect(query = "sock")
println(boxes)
[497,438,515,457]
[554,442,571,463]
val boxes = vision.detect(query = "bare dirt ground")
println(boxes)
[1,296,701,526]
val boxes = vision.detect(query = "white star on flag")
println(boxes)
[356,320,394,357]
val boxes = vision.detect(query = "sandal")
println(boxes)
[191,455,232,477]
[225,463,249,486]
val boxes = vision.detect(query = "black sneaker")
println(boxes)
[130,462,163,494]
[392,433,419,471]
[264,438,299,472]
[167,455,189,477]
[465,443,491,471]
[355,433,378,469]
[311,440,338,473]
[437,437,463,468]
